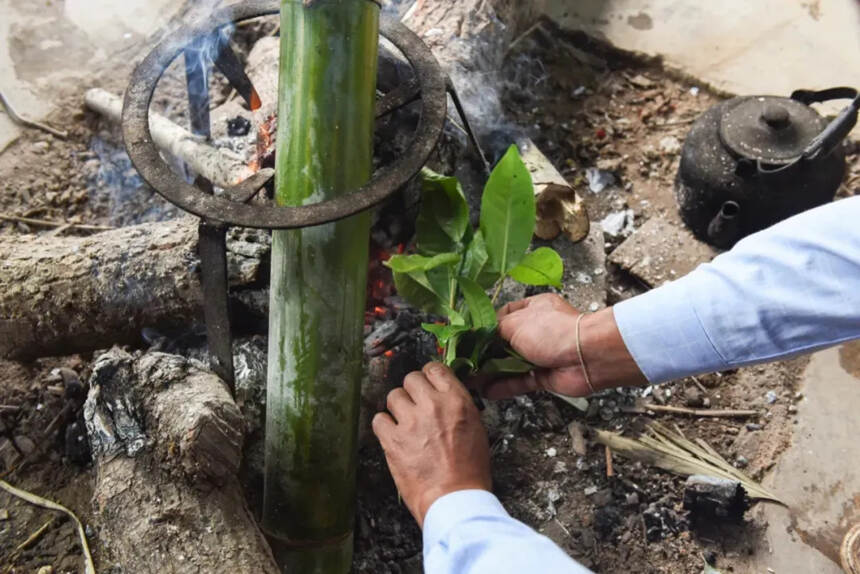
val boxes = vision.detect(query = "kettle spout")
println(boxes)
[707,201,741,248]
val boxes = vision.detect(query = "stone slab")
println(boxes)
[608,216,717,287]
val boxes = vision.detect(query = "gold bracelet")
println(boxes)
[575,313,597,395]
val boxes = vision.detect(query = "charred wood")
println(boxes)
[84,348,278,573]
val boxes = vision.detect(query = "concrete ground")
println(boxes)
[735,346,860,573]
[0,0,182,152]
[542,0,860,118]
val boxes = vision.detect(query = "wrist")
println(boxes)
[417,481,492,527]
[579,308,647,391]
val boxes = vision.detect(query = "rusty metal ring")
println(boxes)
[122,0,446,229]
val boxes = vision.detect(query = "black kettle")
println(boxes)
[675,87,858,248]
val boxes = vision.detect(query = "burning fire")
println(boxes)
[250,114,277,172]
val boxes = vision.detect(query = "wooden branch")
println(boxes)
[0,213,113,232]
[626,403,759,418]
[0,218,269,360]
[85,88,255,189]
[0,90,68,140]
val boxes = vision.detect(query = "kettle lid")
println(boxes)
[719,96,824,164]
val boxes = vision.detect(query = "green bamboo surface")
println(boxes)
[263,1,379,572]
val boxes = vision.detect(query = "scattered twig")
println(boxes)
[0,405,21,414]
[652,118,696,129]
[15,517,55,551]
[0,90,69,140]
[0,213,113,232]
[689,376,709,394]
[504,21,544,59]
[637,404,758,418]
[605,444,614,477]
[0,479,95,574]
[593,422,783,503]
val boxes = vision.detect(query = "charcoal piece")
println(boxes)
[683,475,749,523]
[64,419,91,464]
[593,505,621,539]
[365,321,400,357]
[227,116,252,137]
[643,500,688,541]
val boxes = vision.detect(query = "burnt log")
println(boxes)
[683,475,749,523]
[0,218,269,360]
[84,348,278,573]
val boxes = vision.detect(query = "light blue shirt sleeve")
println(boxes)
[614,196,860,383]
[423,490,593,574]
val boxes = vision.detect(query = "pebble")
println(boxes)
[584,486,598,496]
[746,423,763,431]
[588,302,600,312]
[0,508,8,520]
[545,447,558,458]
[765,390,778,404]
[787,405,797,414]
[37,567,52,574]
[735,455,749,468]
[625,493,640,507]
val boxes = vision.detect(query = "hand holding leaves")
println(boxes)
[384,145,564,377]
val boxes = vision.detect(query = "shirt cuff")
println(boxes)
[423,489,507,551]
[613,276,729,384]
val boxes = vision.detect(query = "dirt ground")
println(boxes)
[1,10,858,574]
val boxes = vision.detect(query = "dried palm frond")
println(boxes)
[593,422,783,504]
[0,478,95,574]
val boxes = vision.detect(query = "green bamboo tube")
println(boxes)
[263,1,379,572]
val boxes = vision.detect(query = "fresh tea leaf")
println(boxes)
[458,277,498,330]
[508,247,564,288]
[480,145,536,276]
[450,357,476,377]
[385,252,460,273]
[480,356,534,375]
[462,230,496,289]
[393,271,447,315]
[422,322,469,346]
[416,168,470,255]
[426,265,454,309]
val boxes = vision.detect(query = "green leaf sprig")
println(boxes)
[384,145,564,378]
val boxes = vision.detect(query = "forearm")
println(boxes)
[609,196,860,384]
[423,490,593,574]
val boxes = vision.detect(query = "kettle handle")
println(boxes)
[790,87,859,161]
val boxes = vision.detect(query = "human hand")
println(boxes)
[477,294,646,400]
[372,363,492,528]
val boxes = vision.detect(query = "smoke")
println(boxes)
[87,136,181,226]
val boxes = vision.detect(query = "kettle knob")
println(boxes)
[762,104,791,130]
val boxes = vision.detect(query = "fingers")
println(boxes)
[422,362,465,394]
[498,310,528,344]
[386,387,414,421]
[371,411,396,444]
[496,298,532,320]
[403,371,434,402]
[480,371,542,400]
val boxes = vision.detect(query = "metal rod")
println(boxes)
[446,78,490,174]
[198,221,235,393]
